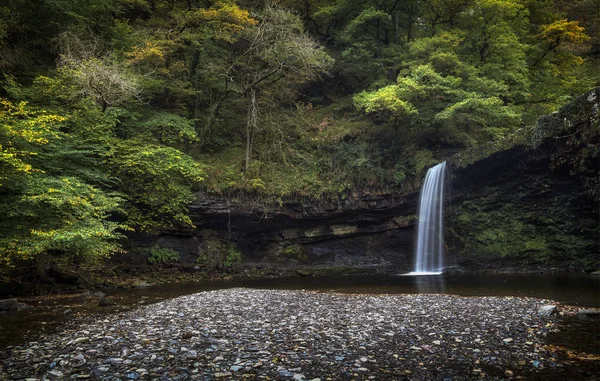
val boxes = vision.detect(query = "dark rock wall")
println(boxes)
[447,88,599,270]
[127,88,599,272]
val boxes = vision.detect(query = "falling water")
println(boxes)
[406,161,447,275]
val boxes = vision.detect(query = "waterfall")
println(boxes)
[407,161,447,275]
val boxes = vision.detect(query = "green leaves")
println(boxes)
[113,144,205,230]
[141,113,198,145]
[0,175,125,267]
[354,86,418,117]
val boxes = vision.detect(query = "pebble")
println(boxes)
[0,290,573,380]
[46,371,63,379]
[72,337,90,344]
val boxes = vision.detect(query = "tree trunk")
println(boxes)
[245,89,257,172]
[393,11,399,43]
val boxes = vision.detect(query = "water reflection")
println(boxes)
[412,275,447,294]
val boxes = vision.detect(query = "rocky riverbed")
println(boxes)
[1,289,598,380]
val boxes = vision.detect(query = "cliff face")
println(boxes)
[125,190,421,273]
[126,88,599,273]
[447,88,599,270]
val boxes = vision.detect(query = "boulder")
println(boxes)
[538,305,557,317]
[98,296,116,307]
[0,299,19,311]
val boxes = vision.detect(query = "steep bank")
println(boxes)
[113,88,599,280]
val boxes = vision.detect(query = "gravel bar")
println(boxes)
[0,289,568,380]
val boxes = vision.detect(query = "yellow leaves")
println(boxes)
[1,98,66,144]
[187,2,258,42]
[127,41,165,66]
[197,2,257,27]
[538,20,590,46]
[1,98,66,185]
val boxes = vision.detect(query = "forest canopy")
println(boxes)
[0,0,598,274]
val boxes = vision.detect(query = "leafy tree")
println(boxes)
[0,99,125,270]
[112,144,205,230]
[224,6,333,171]
[57,32,141,112]
[354,33,522,147]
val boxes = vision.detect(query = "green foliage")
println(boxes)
[224,248,243,268]
[147,246,180,264]
[0,175,125,267]
[113,144,205,230]
[0,0,597,280]
[282,245,309,263]
[0,99,125,269]
[141,113,198,145]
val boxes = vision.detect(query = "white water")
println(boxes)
[409,161,447,275]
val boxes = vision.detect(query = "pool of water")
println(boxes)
[1,273,598,349]
[117,272,600,306]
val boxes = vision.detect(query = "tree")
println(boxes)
[58,33,141,112]
[354,33,522,147]
[227,6,333,171]
[0,99,125,271]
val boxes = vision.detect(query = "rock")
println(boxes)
[230,365,243,372]
[590,270,600,277]
[46,370,63,379]
[279,370,294,377]
[578,309,600,319]
[0,299,19,311]
[72,354,86,367]
[181,331,194,339]
[502,338,513,343]
[72,337,89,344]
[214,372,232,379]
[187,350,198,359]
[98,296,116,307]
[106,357,123,365]
[293,374,305,381]
[504,370,514,377]
[538,305,557,317]
[432,340,441,345]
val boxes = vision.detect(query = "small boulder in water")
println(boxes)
[578,309,600,319]
[98,296,116,307]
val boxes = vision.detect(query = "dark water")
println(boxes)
[0,273,598,349]
[117,272,600,307]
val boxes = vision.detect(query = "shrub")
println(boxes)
[224,248,242,268]
[147,246,180,264]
